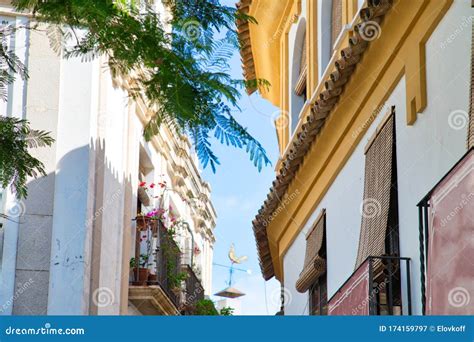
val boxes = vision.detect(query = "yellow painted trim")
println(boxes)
[348,0,359,23]
[276,0,300,155]
[307,0,318,95]
[262,0,453,280]
[249,0,292,107]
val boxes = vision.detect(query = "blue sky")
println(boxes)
[201,0,281,315]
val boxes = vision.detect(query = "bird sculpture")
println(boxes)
[228,243,248,264]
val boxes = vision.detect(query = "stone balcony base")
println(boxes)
[128,285,180,315]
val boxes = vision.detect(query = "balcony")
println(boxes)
[129,218,183,315]
[128,217,206,315]
[328,256,412,315]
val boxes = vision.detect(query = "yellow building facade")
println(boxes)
[239,0,473,315]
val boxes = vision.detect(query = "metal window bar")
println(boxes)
[367,256,412,316]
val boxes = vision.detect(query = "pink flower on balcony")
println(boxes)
[146,208,165,219]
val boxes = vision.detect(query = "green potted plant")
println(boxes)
[169,271,188,294]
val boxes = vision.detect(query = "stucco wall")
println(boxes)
[0,15,35,315]
[395,0,471,315]
[283,0,470,315]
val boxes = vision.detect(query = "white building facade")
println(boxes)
[0,1,216,315]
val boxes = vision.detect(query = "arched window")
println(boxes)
[290,19,307,135]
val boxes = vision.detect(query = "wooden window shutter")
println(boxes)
[296,209,326,293]
[294,33,307,96]
[331,0,343,49]
[355,109,397,268]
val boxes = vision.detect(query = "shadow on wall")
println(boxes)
[2,139,137,315]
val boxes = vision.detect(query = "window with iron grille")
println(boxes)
[310,273,328,315]
[355,107,403,315]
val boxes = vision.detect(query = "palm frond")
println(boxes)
[25,129,55,148]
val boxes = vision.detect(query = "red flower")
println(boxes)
[139,181,146,187]
[149,183,155,188]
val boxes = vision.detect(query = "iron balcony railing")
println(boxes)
[367,256,412,315]
[154,222,182,307]
[328,255,412,315]
[131,218,182,309]
[181,264,205,315]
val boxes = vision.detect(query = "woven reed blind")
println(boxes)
[300,35,307,74]
[296,209,326,293]
[294,34,307,96]
[468,17,474,149]
[331,0,342,49]
[355,112,396,268]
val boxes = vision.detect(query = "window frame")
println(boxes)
[309,273,328,315]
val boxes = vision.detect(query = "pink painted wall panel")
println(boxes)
[426,149,474,315]
[328,260,370,315]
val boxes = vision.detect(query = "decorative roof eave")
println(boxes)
[252,0,394,280]
[236,0,257,95]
